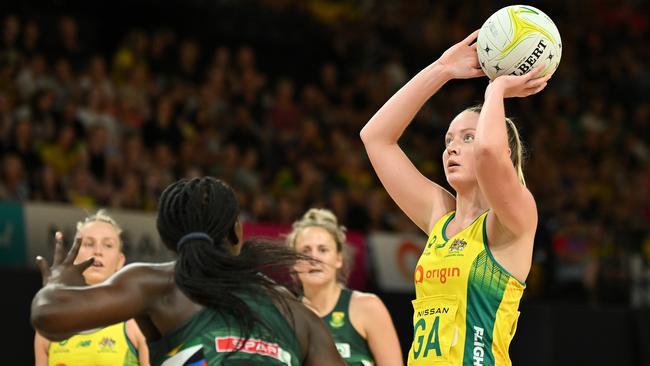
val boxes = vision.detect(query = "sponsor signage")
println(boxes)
[0,202,27,267]
[367,232,426,292]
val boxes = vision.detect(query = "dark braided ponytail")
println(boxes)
[156,177,305,343]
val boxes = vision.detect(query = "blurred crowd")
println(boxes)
[0,0,649,304]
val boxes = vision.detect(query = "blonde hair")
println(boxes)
[76,209,124,249]
[287,208,353,284]
[465,105,526,186]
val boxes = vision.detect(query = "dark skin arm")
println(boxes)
[274,293,346,366]
[30,232,175,341]
[33,233,344,365]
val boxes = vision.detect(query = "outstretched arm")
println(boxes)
[475,68,551,238]
[31,233,166,340]
[360,30,484,233]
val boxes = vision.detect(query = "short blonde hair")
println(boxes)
[76,209,123,249]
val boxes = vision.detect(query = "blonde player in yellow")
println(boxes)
[34,210,149,366]
[360,30,552,365]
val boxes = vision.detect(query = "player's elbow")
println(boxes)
[360,120,387,145]
[31,308,72,342]
[31,302,55,335]
[360,124,371,144]
[31,293,68,340]
[360,125,395,149]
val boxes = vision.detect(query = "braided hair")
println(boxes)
[156,177,304,342]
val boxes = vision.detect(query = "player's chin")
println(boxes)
[445,169,461,180]
[299,273,332,287]
[83,272,106,285]
[446,172,472,188]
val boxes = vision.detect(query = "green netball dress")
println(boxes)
[321,288,374,366]
[148,292,301,366]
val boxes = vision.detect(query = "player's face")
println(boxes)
[75,221,125,285]
[294,226,342,287]
[443,111,479,188]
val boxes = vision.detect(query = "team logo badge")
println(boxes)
[76,340,92,348]
[329,311,346,328]
[448,238,467,253]
[99,337,115,350]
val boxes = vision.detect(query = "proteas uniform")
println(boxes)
[148,292,301,366]
[321,287,374,366]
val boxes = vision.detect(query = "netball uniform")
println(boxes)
[321,288,374,366]
[148,292,301,366]
[408,211,525,366]
[48,322,140,366]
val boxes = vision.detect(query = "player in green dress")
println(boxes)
[288,208,403,366]
[32,177,345,366]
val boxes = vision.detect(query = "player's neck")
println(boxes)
[454,188,489,223]
[303,281,341,317]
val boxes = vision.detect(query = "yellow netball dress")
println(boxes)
[408,211,525,366]
[48,322,140,366]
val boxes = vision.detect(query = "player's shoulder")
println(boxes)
[350,290,388,314]
[350,289,383,304]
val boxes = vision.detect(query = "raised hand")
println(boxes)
[488,66,552,98]
[436,29,485,80]
[36,232,94,287]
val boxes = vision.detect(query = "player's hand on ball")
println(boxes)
[437,30,485,80]
[488,66,552,98]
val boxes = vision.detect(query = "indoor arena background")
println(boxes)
[1,0,649,364]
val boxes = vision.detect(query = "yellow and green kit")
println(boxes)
[408,211,525,366]
[48,322,140,366]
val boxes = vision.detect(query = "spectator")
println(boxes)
[0,153,29,200]
[0,2,647,306]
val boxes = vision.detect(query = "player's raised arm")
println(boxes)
[360,30,484,233]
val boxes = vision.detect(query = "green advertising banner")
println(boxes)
[0,202,26,267]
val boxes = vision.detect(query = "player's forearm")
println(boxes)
[476,83,509,153]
